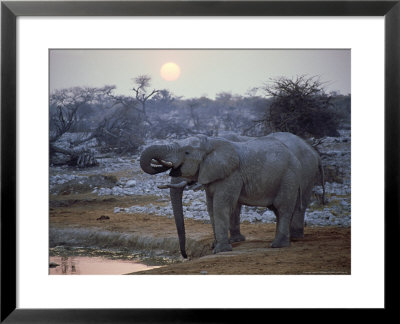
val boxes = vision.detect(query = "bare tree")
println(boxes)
[49,86,115,167]
[50,86,114,142]
[92,105,146,154]
[131,75,160,125]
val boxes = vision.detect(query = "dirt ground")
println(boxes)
[50,194,351,275]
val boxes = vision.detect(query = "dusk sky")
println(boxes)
[50,49,350,99]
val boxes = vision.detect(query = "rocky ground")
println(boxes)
[49,131,351,274]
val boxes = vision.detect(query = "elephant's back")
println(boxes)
[267,132,320,163]
[236,136,292,161]
[267,132,321,188]
[237,138,294,181]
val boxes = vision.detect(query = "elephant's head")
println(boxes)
[140,136,239,184]
[140,136,240,258]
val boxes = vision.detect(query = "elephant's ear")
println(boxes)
[198,140,239,185]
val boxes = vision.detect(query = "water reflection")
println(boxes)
[49,256,161,275]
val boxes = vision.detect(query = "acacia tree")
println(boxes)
[152,89,176,106]
[260,75,340,137]
[131,75,160,125]
[106,75,160,128]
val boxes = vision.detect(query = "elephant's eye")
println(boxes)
[185,151,190,155]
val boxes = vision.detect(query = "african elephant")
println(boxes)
[153,134,250,258]
[140,132,324,256]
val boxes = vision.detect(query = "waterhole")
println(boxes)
[49,246,174,275]
[49,256,160,275]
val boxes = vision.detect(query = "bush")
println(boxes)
[263,76,340,138]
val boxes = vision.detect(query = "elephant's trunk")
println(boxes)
[140,144,187,258]
[140,144,174,175]
[170,177,187,258]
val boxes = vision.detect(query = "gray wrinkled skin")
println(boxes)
[140,132,324,255]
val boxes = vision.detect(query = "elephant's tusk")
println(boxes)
[157,180,188,190]
[150,159,173,168]
[186,183,204,191]
[160,160,173,167]
[151,159,163,168]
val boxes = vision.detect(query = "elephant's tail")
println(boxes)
[319,161,326,205]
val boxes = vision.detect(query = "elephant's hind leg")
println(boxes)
[229,204,245,243]
[270,180,298,248]
[270,210,292,248]
[290,191,305,239]
[269,207,291,248]
[290,210,305,239]
[290,184,313,239]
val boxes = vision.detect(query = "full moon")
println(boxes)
[160,62,181,81]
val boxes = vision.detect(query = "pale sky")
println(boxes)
[50,49,350,99]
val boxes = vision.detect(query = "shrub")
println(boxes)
[262,75,340,137]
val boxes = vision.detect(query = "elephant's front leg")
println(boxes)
[229,204,245,243]
[213,196,233,253]
[211,175,242,254]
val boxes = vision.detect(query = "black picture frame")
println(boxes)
[1,0,398,322]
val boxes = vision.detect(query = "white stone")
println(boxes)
[125,180,137,187]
